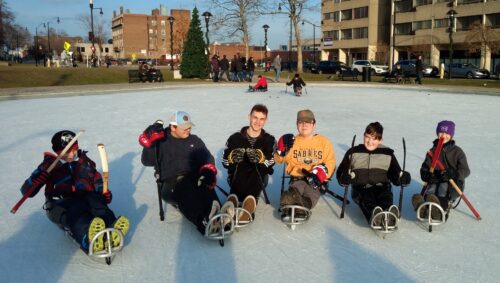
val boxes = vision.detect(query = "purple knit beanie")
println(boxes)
[436,120,455,136]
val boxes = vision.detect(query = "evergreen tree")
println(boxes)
[180,7,209,78]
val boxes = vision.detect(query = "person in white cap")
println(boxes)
[139,111,234,237]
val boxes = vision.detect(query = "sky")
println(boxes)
[8,0,321,50]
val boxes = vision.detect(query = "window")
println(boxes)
[161,20,165,26]
[341,29,352,40]
[341,9,352,21]
[105,47,109,53]
[415,0,433,6]
[333,11,339,22]
[81,47,85,52]
[395,0,413,13]
[486,13,500,28]
[395,23,413,35]
[435,19,449,28]
[457,16,482,30]
[414,20,432,30]
[151,20,157,26]
[333,30,339,40]
[149,29,153,34]
[354,7,368,19]
[324,30,334,38]
[353,27,368,38]
[323,13,332,20]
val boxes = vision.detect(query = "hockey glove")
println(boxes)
[308,164,328,189]
[228,148,246,164]
[197,163,217,190]
[276,134,295,156]
[103,190,113,204]
[339,171,354,186]
[23,170,50,197]
[399,171,411,186]
[440,169,456,182]
[246,148,265,164]
[138,120,165,147]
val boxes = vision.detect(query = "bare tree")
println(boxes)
[0,0,15,52]
[208,0,266,59]
[77,14,110,48]
[465,21,500,69]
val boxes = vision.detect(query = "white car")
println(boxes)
[351,60,389,76]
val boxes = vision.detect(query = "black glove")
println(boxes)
[139,120,164,147]
[441,169,456,182]
[277,134,295,156]
[145,120,164,138]
[246,148,264,164]
[399,171,411,186]
[228,148,245,164]
[339,172,352,186]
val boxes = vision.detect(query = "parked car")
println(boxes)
[444,63,490,79]
[311,61,349,74]
[351,60,389,76]
[394,59,438,77]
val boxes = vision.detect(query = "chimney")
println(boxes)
[120,6,123,15]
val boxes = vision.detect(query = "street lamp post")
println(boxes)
[262,24,269,62]
[302,20,319,64]
[169,16,175,71]
[202,11,212,56]
[447,9,457,80]
[89,0,103,67]
[45,17,60,59]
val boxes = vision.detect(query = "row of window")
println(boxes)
[323,6,368,22]
[394,13,499,35]
[324,27,368,40]
[396,0,490,13]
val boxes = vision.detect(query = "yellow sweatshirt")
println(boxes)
[274,133,336,178]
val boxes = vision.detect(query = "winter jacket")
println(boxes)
[21,150,103,199]
[247,59,255,71]
[211,58,220,72]
[286,77,306,88]
[336,144,402,188]
[141,128,214,181]
[254,77,268,89]
[274,134,336,179]
[272,56,281,70]
[420,139,470,186]
[220,57,229,70]
[222,126,276,183]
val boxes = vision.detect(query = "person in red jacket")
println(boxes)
[19,130,129,254]
[249,75,268,92]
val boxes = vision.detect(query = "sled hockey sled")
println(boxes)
[280,205,311,231]
[247,88,268,93]
[233,207,254,229]
[370,211,399,234]
[416,202,446,232]
[204,212,235,247]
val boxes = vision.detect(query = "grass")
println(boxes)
[1,63,499,89]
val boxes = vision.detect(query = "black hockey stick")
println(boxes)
[155,140,165,221]
[280,161,286,195]
[254,165,271,204]
[216,184,229,197]
[398,137,406,217]
[340,135,356,219]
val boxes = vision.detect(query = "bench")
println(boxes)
[339,69,359,81]
[128,70,141,83]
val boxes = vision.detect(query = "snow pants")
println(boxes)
[288,179,321,209]
[161,175,220,235]
[352,184,393,223]
[45,192,116,249]
[229,167,268,204]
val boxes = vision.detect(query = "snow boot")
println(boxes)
[387,205,400,227]
[280,187,303,217]
[412,194,426,218]
[227,194,239,208]
[220,201,235,228]
[110,216,129,248]
[370,206,384,227]
[205,200,221,234]
[425,194,442,220]
[88,217,106,253]
[240,195,256,222]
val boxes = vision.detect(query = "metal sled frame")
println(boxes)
[233,207,254,228]
[88,228,124,265]
[204,213,235,246]
[370,211,399,234]
[416,202,446,232]
[280,205,312,230]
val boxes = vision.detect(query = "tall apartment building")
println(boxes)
[111,5,190,60]
[391,0,500,70]
[321,0,392,65]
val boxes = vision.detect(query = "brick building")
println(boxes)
[111,5,190,60]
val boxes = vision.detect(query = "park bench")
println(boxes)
[128,70,141,83]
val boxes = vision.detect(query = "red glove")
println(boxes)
[310,164,328,185]
[197,163,217,190]
[277,134,295,156]
[103,190,113,204]
[139,120,165,147]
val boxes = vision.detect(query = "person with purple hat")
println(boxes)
[412,120,470,220]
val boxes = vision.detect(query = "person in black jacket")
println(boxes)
[286,73,306,96]
[336,122,411,226]
[219,54,230,81]
[415,55,423,85]
[413,120,470,219]
[139,111,234,236]
[247,57,255,82]
[222,104,276,221]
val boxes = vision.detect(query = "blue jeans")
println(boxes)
[275,68,281,82]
